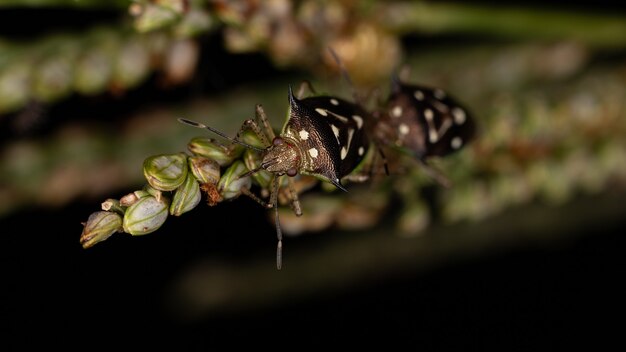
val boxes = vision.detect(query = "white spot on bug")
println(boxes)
[308,148,319,158]
[358,146,365,156]
[331,124,340,142]
[414,90,425,101]
[391,106,402,118]
[330,98,339,106]
[341,147,348,160]
[434,89,446,100]
[352,115,363,129]
[328,110,348,123]
[429,131,438,143]
[315,108,328,116]
[424,108,434,120]
[345,128,355,154]
[398,123,410,135]
[451,136,463,149]
[299,129,309,140]
[452,107,466,125]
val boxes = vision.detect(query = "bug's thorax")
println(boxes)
[261,136,303,176]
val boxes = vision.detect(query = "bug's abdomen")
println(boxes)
[380,82,475,159]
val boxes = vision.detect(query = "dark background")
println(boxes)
[1,2,625,349]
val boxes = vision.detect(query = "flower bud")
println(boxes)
[188,155,220,184]
[187,137,243,166]
[133,3,179,33]
[239,129,267,149]
[170,173,201,216]
[218,160,252,200]
[123,195,169,236]
[80,211,123,248]
[143,152,188,191]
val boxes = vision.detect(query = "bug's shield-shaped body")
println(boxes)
[278,88,370,190]
[376,79,476,159]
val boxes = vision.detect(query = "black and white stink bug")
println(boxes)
[178,84,371,269]
[372,78,476,185]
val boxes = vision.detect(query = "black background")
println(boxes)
[1,2,625,349]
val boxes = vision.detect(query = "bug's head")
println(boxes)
[262,137,301,177]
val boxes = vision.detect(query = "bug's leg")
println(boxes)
[376,146,390,177]
[286,177,303,216]
[240,187,273,209]
[236,118,272,148]
[254,104,276,141]
[296,80,317,99]
[269,175,283,270]
[418,159,452,188]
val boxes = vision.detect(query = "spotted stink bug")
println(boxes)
[372,77,476,185]
[178,83,371,269]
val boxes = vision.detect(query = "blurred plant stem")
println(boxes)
[379,2,626,48]
[2,40,626,220]
[0,0,128,7]
[3,1,625,115]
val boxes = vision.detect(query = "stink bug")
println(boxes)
[178,84,371,269]
[372,77,476,186]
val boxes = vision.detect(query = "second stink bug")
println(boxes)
[371,77,477,186]
[178,84,372,270]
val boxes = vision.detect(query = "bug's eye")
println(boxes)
[273,137,284,146]
[287,168,297,177]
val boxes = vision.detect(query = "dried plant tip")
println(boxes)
[119,190,150,207]
[143,153,188,191]
[101,198,125,215]
[80,211,123,248]
[200,183,222,206]
[170,173,201,216]
[123,195,170,236]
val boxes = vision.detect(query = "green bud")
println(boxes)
[243,149,272,188]
[143,184,164,202]
[123,195,169,236]
[174,9,214,38]
[0,61,31,114]
[239,129,268,150]
[143,153,188,191]
[133,3,180,33]
[74,41,115,95]
[188,137,243,166]
[80,211,123,249]
[170,173,201,216]
[188,155,220,184]
[33,53,75,103]
[218,160,252,200]
[113,37,150,89]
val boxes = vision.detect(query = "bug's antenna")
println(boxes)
[178,118,265,152]
[418,159,452,188]
[326,47,362,105]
